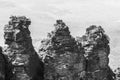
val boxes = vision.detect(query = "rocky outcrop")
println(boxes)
[3,16,44,80]
[2,16,116,80]
[39,20,85,80]
[77,25,115,80]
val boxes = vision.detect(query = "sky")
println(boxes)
[0,0,120,70]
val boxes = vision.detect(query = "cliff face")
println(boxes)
[39,20,85,80]
[3,16,44,80]
[77,25,115,80]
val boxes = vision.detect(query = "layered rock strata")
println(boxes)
[39,20,85,80]
[77,25,115,80]
[3,16,44,80]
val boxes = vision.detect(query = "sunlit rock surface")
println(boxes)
[39,20,85,80]
[3,16,44,80]
[77,25,115,80]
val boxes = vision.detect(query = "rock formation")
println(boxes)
[0,47,6,80]
[39,20,85,80]
[3,16,44,80]
[77,25,115,80]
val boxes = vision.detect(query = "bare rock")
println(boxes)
[39,20,85,80]
[3,16,44,80]
[77,25,115,80]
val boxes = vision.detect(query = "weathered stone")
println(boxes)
[3,16,44,80]
[39,20,85,80]
[77,25,115,80]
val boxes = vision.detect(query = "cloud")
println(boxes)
[0,0,16,8]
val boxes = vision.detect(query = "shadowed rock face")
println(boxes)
[0,47,6,80]
[77,25,115,80]
[3,16,44,80]
[39,20,86,80]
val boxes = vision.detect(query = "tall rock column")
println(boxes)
[77,25,115,80]
[39,20,85,80]
[3,16,44,80]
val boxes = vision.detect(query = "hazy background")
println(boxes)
[0,0,120,70]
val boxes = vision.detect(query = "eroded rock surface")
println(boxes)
[39,20,85,80]
[3,16,44,80]
[77,25,115,80]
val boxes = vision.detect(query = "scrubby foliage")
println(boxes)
[114,67,120,80]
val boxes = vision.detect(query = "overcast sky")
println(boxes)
[0,0,120,69]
